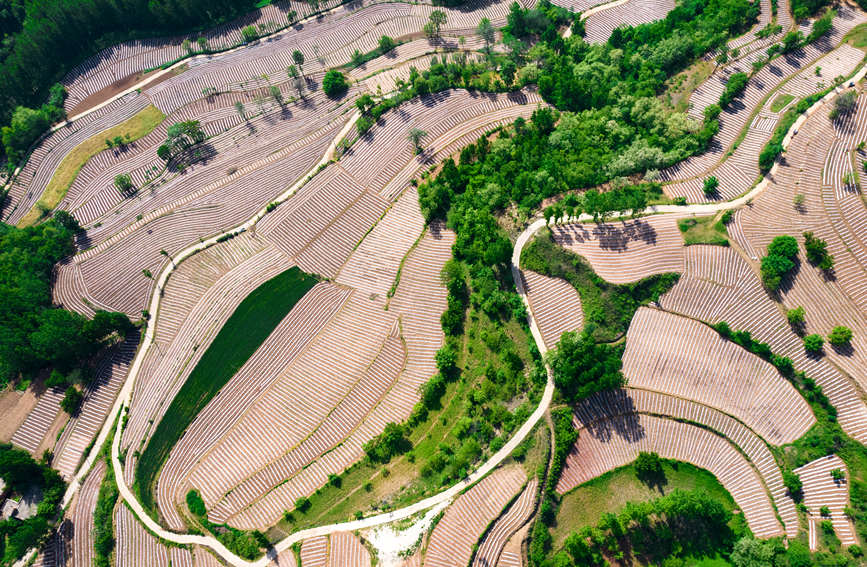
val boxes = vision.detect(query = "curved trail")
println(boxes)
[41,46,859,567]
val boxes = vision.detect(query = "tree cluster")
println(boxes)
[546,329,625,403]
[1,84,66,166]
[0,444,66,564]
[0,220,133,385]
[157,120,205,164]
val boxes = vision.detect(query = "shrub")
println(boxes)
[322,70,349,98]
[830,90,857,121]
[803,334,824,353]
[828,326,853,346]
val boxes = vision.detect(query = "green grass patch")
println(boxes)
[770,93,795,113]
[552,459,740,551]
[136,267,317,515]
[17,105,165,227]
[678,214,730,246]
[520,228,679,342]
[845,23,867,48]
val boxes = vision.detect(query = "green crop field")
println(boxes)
[135,267,317,514]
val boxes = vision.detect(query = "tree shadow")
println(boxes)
[831,342,854,357]
[591,219,658,252]
[578,389,643,444]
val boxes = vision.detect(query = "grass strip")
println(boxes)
[135,266,317,514]
[17,104,165,227]
[678,214,730,246]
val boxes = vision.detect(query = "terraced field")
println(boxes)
[11,0,867,563]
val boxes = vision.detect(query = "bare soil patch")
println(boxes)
[0,386,38,442]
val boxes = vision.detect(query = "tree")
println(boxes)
[235,101,246,120]
[157,144,171,161]
[322,70,348,98]
[378,35,396,53]
[1,106,51,162]
[547,330,624,403]
[781,30,803,53]
[287,64,299,79]
[53,210,81,233]
[351,49,363,66]
[731,537,785,567]
[767,235,799,259]
[477,18,495,52]
[197,37,208,51]
[634,451,664,484]
[292,77,305,99]
[286,10,297,24]
[760,253,794,291]
[803,333,824,353]
[408,128,427,154]
[794,193,805,209]
[363,422,410,462]
[783,469,803,499]
[786,306,805,329]
[269,85,283,106]
[831,468,845,482]
[292,49,305,74]
[60,386,83,414]
[114,173,134,194]
[828,326,853,346]
[426,10,447,38]
[803,231,834,271]
[703,176,719,197]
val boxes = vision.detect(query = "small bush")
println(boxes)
[186,489,206,517]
